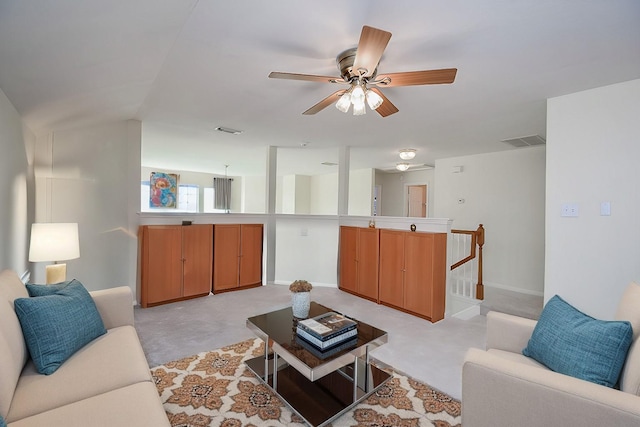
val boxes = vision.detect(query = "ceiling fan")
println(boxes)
[269,25,457,117]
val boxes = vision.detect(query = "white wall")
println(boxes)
[242,175,266,213]
[348,168,374,216]
[0,88,34,275]
[434,147,546,295]
[546,79,640,319]
[32,121,141,296]
[274,216,339,286]
[310,173,338,215]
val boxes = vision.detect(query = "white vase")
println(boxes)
[291,292,310,318]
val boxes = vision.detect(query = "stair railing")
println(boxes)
[450,224,485,300]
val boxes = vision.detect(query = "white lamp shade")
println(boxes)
[29,223,80,262]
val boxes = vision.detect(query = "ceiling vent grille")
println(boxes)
[501,135,546,148]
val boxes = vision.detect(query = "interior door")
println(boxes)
[407,185,427,217]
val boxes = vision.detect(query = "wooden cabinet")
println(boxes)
[339,226,379,301]
[213,224,263,293]
[139,224,213,307]
[379,229,447,321]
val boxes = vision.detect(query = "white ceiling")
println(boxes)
[1,1,639,176]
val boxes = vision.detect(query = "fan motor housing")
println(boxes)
[336,48,376,81]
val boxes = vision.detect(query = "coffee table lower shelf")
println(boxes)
[245,355,392,427]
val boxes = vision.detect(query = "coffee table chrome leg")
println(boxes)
[352,358,358,402]
[364,345,370,391]
[273,352,278,390]
[264,341,269,382]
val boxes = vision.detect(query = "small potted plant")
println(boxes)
[290,279,312,318]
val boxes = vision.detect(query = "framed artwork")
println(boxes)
[149,172,178,208]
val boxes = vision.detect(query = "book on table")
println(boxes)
[295,335,358,359]
[296,311,358,349]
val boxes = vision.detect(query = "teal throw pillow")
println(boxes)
[523,295,633,388]
[14,279,107,375]
[0,413,6,427]
[26,280,73,296]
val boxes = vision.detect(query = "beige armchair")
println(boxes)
[462,283,640,427]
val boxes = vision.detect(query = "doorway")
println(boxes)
[407,184,427,217]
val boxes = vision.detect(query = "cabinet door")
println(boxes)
[239,224,263,287]
[141,226,182,306]
[338,227,358,293]
[213,224,241,291]
[357,227,379,300]
[378,230,405,308]
[182,224,213,297]
[404,233,434,317]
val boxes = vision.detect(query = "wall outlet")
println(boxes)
[561,203,579,217]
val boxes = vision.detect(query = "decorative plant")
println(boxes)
[289,279,313,293]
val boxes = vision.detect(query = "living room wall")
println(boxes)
[31,120,141,295]
[0,88,34,276]
[434,146,546,296]
[546,78,640,319]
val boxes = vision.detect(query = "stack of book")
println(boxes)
[296,312,358,358]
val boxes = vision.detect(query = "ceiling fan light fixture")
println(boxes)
[335,92,351,113]
[396,162,410,171]
[399,149,416,160]
[366,89,383,110]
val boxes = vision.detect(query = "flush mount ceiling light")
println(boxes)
[396,163,410,172]
[399,149,416,160]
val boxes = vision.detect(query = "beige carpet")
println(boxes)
[151,338,461,427]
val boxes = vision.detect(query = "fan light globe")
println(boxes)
[351,84,365,105]
[396,163,410,171]
[399,149,416,160]
[335,92,351,113]
[366,90,383,110]
[353,101,366,116]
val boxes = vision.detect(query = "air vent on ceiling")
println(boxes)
[321,162,338,166]
[501,135,546,148]
[215,126,243,135]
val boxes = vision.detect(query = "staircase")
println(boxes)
[479,287,543,320]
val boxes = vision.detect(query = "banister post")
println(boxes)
[476,224,485,300]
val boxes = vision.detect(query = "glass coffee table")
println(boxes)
[246,301,390,427]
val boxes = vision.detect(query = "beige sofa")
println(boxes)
[0,269,169,427]
[462,282,640,427]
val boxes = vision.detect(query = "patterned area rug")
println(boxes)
[151,338,461,427]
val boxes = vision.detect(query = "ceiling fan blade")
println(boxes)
[302,90,347,115]
[376,68,457,87]
[369,88,398,117]
[269,72,344,84]
[352,26,392,78]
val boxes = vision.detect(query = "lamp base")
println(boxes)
[45,263,67,285]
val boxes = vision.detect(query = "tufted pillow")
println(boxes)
[615,282,640,395]
[14,279,106,375]
[523,295,633,388]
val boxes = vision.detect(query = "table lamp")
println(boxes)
[29,223,80,284]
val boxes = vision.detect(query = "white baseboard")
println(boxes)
[451,304,481,320]
[20,270,31,284]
